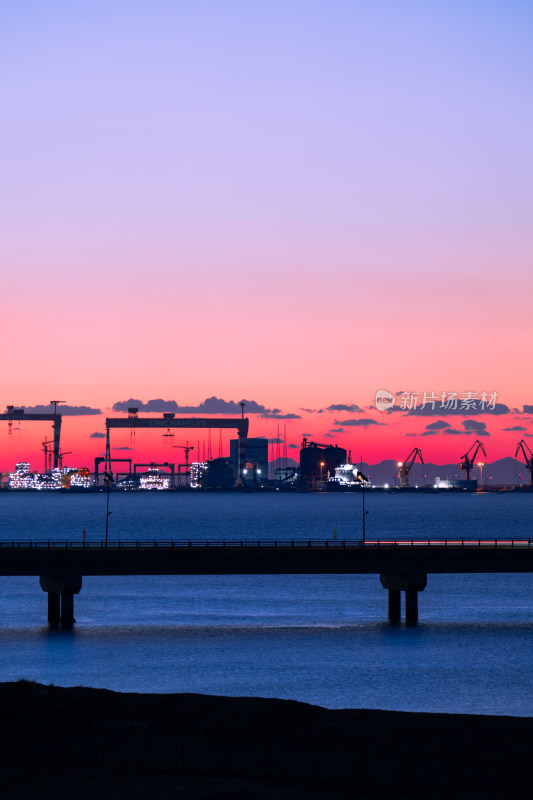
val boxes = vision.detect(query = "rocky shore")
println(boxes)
[0,681,530,799]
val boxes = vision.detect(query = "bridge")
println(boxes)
[0,538,531,626]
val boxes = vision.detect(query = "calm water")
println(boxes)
[0,491,531,716]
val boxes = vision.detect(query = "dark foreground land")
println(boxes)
[0,682,531,799]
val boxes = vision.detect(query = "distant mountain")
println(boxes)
[266,457,531,486]
[352,457,529,487]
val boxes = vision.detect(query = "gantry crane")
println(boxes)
[515,440,533,486]
[460,440,486,480]
[398,448,424,488]
[173,443,194,487]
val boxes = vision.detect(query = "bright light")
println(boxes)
[397,462,403,467]
[384,483,389,489]
[320,461,325,467]
[256,468,261,474]
[243,469,248,474]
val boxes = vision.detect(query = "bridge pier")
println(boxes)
[380,573,427,623]
[388,589,401,622]
[47,592,61,624]
[39,575,82,627]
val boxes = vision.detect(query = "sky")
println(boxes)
[1,0,532,469]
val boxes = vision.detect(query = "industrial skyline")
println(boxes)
[1,395,533,472]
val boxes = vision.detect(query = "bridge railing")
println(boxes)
[0,539,531,550]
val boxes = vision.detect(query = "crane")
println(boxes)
[58,451,72,470]
[460,440,486,480]
[515,440,533,486]
[398,448,424,488]
[173,443,194,487]
[42,439,54,473]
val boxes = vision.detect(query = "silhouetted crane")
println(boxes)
[515,440,533,486]
[398,448,424,488]
[460,440,486,480]
[173,443,194,487]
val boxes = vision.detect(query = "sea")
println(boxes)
[0,490,531,716]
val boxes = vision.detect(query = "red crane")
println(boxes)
[515,440,533,486]
[398,448,424,488]
[460,440,486,480]
[173,443,194,487]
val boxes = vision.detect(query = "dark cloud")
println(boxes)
[267,437,284,443]
[334,418,385,427]
[503,426,527,432]
[302,432,313,436]
[90,432,106,439]
[426,420,451,431]
[407,403,509,416]
[288,443,299,449]
[23,404,101,416]
[462,420,489,436]
[330,428,344,433]
[326,404,363,413]
[112,397,273,415]
[260,412,301,420]
[113,446,132,451]
[523,406,533,414]
[420,430,439,436]
[442,420,489,437]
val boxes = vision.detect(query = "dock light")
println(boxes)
[320,461,325,480]
[256,468,261,474]
[243,469,248,475]
[384,483,389,489]
[397,462,403,467]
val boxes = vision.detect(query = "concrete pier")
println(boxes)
[39,574,82,627]
[405,587,419,623]
[388,589,401,622]
[47,592,60,624]
[380,572,427,622]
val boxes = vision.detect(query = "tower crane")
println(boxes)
[460,440,486,480]
[515,440,533,486]
[173,443,194,487]
[398,448,424,488]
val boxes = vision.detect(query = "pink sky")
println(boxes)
[1,1,532,469]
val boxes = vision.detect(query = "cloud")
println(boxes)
[90,432,106,439]
[330,428,344,433]
[443,420,489,437]
[23,404,101,415]
[302,432,313,436]
[462,420,489,436]
[523,406,533,414]
[503,425,527,432]
[426,420,451,431]
[288,443,299,449]
[112,397,274,415]
[113,446,132,450]
[323,433,334,438]
[407,403,509,416]
[334,418,385,427]
[260,412,301,420]
[267,437,284,443]
[326,404,363,413]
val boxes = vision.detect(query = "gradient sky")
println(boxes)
[1,1,532,469]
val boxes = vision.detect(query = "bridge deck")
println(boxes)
[0,539,531,577]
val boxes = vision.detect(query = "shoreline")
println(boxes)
[0,681,531,799]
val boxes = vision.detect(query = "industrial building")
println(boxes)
[230,438,268,485]
[299,438,347,486]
